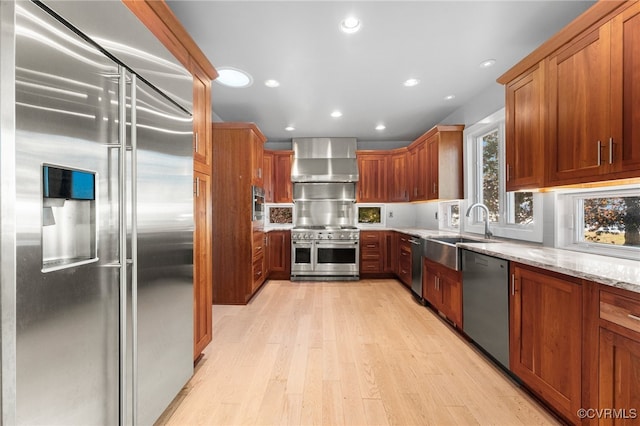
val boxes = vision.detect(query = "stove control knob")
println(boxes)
[327,234,333,239]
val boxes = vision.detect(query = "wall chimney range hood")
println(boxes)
[291,137,359,183]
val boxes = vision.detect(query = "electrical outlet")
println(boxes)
[388,211,394,218]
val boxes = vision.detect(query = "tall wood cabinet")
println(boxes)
[212,122,267,304]
[123,0,217,361]
[510,263,583,423]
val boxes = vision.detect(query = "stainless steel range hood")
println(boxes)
[291,137,359,182]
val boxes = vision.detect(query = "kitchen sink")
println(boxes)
[424,236,497,271]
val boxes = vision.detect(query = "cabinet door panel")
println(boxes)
[548,26,611,184]
[389,152,409,202]
[263,151,274,202]
[193,171,212,359]
[510,265,582,422]
[274,152,292,203]
[599,328,640,424]
[193,75,210,169]
[357,154,387,202]
[506,65,544,190]
[617,5,640,172]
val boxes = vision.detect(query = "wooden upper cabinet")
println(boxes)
[613,2,640,175]
[251,132,265,187]
[425,126,464,200]
[193,73,211,171]
[263,151,274,202]
[408,141,427,201]
[273,151,293,203]
[357,152,388,202]
[505,64,545,191]
[510,263,583,423]
[498,1,639,187]
[389,149,409,202]
[547,24,612,185]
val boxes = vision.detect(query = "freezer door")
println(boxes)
[130,78,194,425]
[15,2,120,424]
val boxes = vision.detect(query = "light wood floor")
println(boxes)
[157,279,560,425]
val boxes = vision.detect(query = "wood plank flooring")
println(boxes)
[156,279,560,425]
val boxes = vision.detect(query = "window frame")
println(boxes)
[556,185,640,260]
[463,108,543,242]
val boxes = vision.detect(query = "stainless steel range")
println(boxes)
[291,226,360,281]
[290,137,360,281]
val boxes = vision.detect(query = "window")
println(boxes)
[465,109,542,242]
[559,186,640,259]
[439,201,460,231]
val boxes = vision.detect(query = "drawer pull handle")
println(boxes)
[628,314,640,322]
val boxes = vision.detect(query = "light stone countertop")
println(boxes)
[386,227,640,294]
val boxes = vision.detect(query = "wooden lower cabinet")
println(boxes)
[360,231,383,274]
[267,230,291,280]
[397,234,412,287]
[383,232,396,273]
[423,258,462,327]
[193,171,212,360]
[598,288,640,425]
[252,230,266,293]
[510,263,583,423]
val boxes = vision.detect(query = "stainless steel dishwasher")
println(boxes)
[410,236,425,303]
[461,249,509,369]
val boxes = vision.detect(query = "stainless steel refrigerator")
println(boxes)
[14,1,193,424]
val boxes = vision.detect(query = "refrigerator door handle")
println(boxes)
[129,74,139,425]
[118,66,128,426]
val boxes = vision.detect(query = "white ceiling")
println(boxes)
[167,1,595,143]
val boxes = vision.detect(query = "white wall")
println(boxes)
[440,82,504,127]
[414,202,439,229]
[383,203,415,228]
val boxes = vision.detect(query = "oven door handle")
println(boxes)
[315,241,359,246]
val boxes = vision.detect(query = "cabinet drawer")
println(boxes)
[361,260,382,273]
[362,241,380,250]
[361,251,380,260]
[600,290,640,334]
[253,256,264,282]
[360,231,381,243]
[252,233,265,258]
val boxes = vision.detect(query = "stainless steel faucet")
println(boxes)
[466,202,493,239]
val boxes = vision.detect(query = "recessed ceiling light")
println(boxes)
[479,59,496,68]
[215,67,252,88]
[340,17,361,34]
[265,79,280,88]
[403,78,420,87]
[444,94,456,101]
[375,124,386,131]
[330,110,343,118]
[285,126,295,131]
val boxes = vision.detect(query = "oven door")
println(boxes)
[314,240,359,275]
[291,240,315,274]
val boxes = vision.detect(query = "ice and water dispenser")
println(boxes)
[42,165,97,271]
